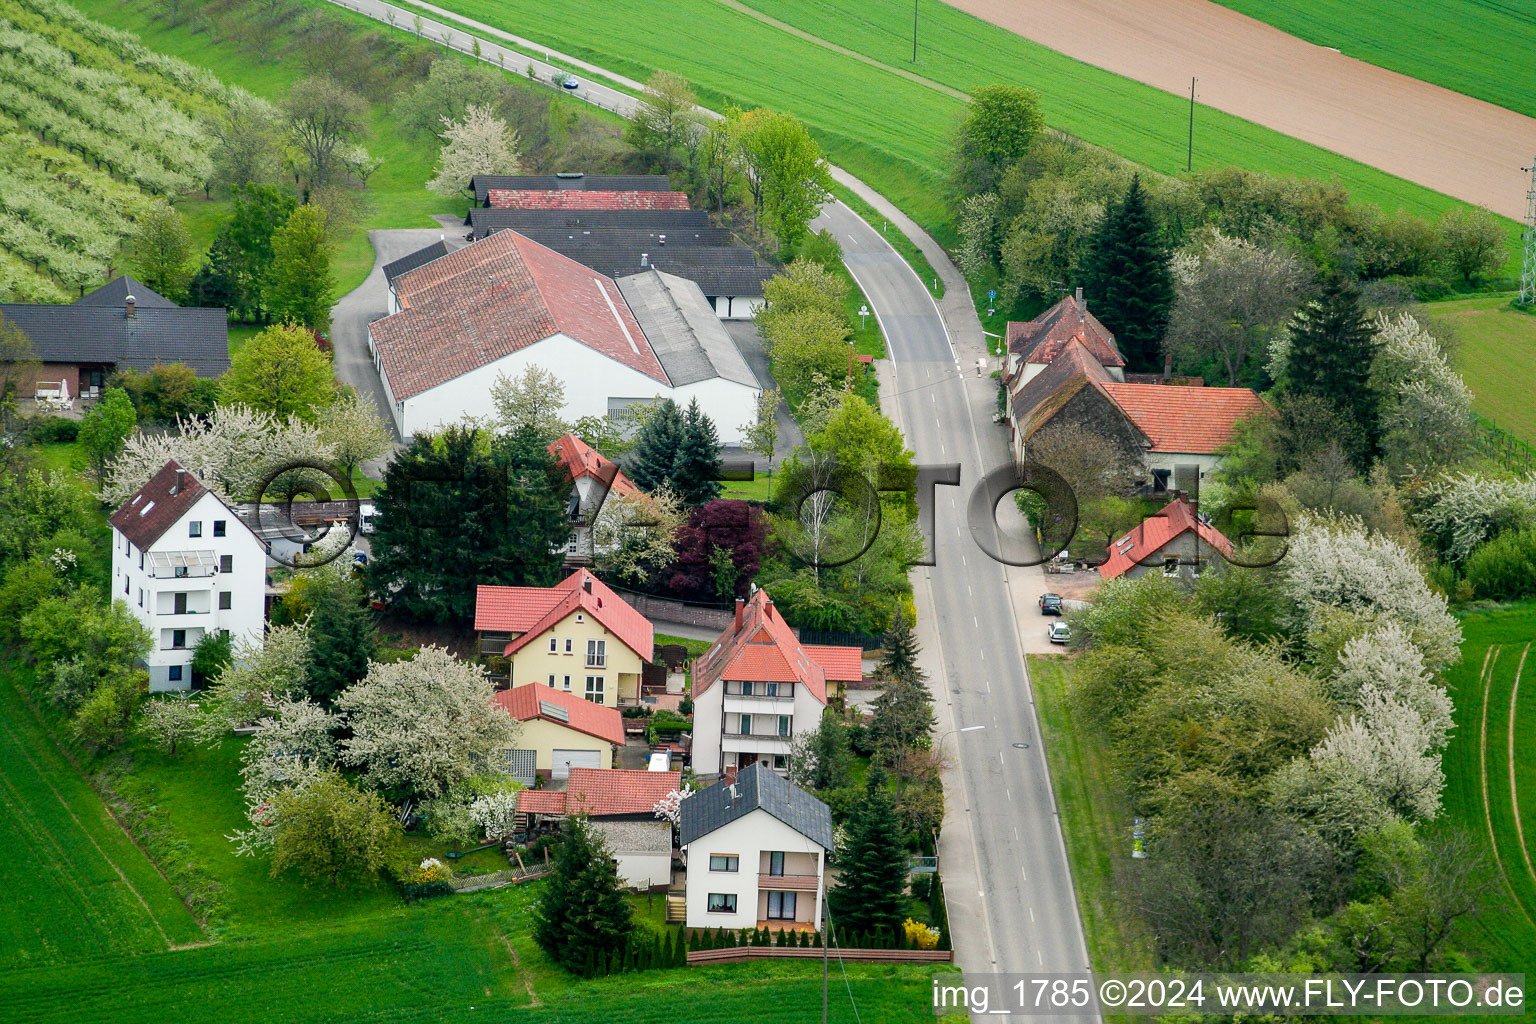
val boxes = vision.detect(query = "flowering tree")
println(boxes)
[1280,514,1460,671]
[591,483,683,585]
[198,623,312,739]
[1329,622,1453,750]
[336,646,518,801]
[427,105,520,198]
[136,693,201,756]
[1414,472,1536,565]
[470,788,523,841]
[1369,313,1473,474]
[652,787,693,826]
[228,697,339,856]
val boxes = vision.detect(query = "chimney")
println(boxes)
[125,294,136,319]
[640,252,648,268]
[583,576,593,593]
[170,469,183,495]
[733,597,744,630]
[659,234,666,246]
[1074,286,1085,310]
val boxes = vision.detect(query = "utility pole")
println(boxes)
[1520,159,1536,306]
[912,0,918,62]
[1187,77,1196,173]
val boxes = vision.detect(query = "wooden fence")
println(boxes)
[687,946,952,966]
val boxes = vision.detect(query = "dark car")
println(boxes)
[561,75,580,90]
[1039,593,1063,616]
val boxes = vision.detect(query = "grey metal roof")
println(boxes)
[466,207,711,233]
[471,173,673,205]
[73,276,176,309]
[383,241,449,286]
[0,302,230,377]
[617,269,759,389]
[679,764,834,851]
[506,233,773,298]
[516,225,735,249]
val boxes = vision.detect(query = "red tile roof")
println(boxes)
[804,645,863,683]
[1097,496,1234,580]
[692,590,828,703]
[547,433,641,498]
[475,569,654,662]
[109,460,214,550]
[371,230,668,401]
[1010,339,1125,440]
[566,767,682,816]
[1099,383,1271,454]
[487,189,691,211]
[493,683,626,745]
[1007,295,1124,369]
[517,789,569,814]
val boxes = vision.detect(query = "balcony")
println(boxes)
[148,550,217,579]
[758,873,819,892]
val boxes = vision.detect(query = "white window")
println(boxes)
[219,592,231,610]
[547,674,556,686]
[765,681,780,697]
[188,521,202,538]
[586,639,606,668]
[219,555,232,573]
[564,638,573,654]
[777,715,791,737]
[707,893,737,914]
[585,675,604,704]
[740,680,754,696]
[575,613,584,623]
[137,587,143,607]
[563,675,572,690]
[709,855,739,872]
[766,891,797,920]
[739,714,751,735]
[548,637,558,653]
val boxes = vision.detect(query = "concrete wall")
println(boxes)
[611,588,734,632]
[713,295,764,321]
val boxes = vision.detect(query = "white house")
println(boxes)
[367,231,759,443]
[679,765,833,932]
[689,590,863,777]
[108,460,267,691]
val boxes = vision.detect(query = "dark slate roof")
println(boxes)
[466,207,711,233]
[501,234,775,297]
[73,276,176,309]
[471,173,673,205]
[617,269,759,388]
[515,225,736,250]
[642,260,775,298]
[0,303,230,377]
[383,241,449,287]
[678,764,835,850]
[108,460,211,550]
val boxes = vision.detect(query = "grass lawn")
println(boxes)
[423,0,1516,255]
[1209,0,1536,119]
[1,657,953,1022]
[1028,655,1154,973]
[1440,601,1536,973]
[1423,294,1536,446]
[719,472,777,503]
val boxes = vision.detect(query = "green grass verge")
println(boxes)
[1440,602,1536,973]
[1209,0,1536,119]
[1423,294,1536,447]
[831,184,947,295]
[1028,655,1154,973]
[654,633,714,658]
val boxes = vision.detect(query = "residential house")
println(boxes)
[515,767,681,889]
[469,173,674,207]
[1096,382,1271,491]
[690,590,863,776]
[108,461,266,691]
[492,682,625,780]
[466,207,712,237]
[475,569,654,706]
[1097,494,1234,581]
[2,276,228,401]
[1004,289,1125,388]
[366,230,760,440]
[546,432,643,564]
[679,765,833,931]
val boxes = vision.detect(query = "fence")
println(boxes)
[611,587,736,632]
[687,946,952,966]
[448,866,545,893]
[1471,414,1536,475]
[795,628,884,651]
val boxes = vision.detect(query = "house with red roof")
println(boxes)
[1097,495,1234,581]
[514,768,681,889]
[546,432,643,565]
[690,590,864,776]
[366,229,759,443]
[1004,289,1270,492]
[493,682,626,779]
[486,189,692,211]
[109,461,267,691]
[475,568,655,707]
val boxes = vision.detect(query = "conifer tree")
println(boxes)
[880,620,922,683]
[532,816,635,974]
[671,398,723,506]
[1084,175,1174,372]
[1282,275,1380,464]
[627,399,684,493]
[828,771,908,937]
[304,577,378,705]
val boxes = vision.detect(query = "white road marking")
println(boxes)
[999,751,1005,765]
[1007,788,1012,802]
[1037,950,1044,965]
[1029,907,1035,922]
[986,679,992,693]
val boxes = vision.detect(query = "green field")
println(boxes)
[0,665,953,1022]
[1426,296,1536,446]
[1211,0,1536,119]
[1441,602,1536,972]
[422,0,1512,251]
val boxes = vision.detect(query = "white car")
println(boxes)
[1047,621,1072,645]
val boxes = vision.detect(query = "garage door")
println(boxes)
[552,749,602,778]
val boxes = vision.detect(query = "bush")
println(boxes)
[902,917,939,950]
[399,857,455,902]
[1466,528,1536,601]
[28,416,80,443]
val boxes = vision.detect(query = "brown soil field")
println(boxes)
[942,0,1536,221]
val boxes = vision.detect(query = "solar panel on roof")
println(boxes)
[540,701,570,722]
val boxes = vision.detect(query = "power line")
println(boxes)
[1520,159,1536,306]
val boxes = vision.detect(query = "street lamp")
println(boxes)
[937,724,985,752]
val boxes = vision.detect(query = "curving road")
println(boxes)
[323,0,1094,1012]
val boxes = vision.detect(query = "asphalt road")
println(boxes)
[322,1,1096,1013]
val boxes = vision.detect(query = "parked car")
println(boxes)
[561,74,580,90]
[352,550,369,566]
[1039,592,1063,615]
[1048,621,1071,644]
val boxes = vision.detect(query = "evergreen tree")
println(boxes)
[808,711,852,792]
[187,233,245,312]
[627,399,684,493]
[1084,175,1174,371]
[305,578,378,705]
[532,816,635,973]
[868,680,936,762]
[671,399,723,506]
[1283,276,1380,465]
[828,773,908,937]
[266,205,336,333]
[880,620,922,683]
[367,426,570,622]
